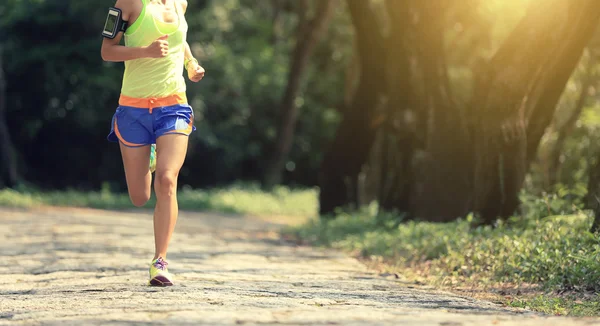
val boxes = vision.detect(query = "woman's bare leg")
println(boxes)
[153,134,189,260]
[119,143,152,207]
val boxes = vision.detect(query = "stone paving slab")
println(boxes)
[1,207,600,325]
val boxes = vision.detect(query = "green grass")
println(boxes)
[508,295,600,316]
[285,205,600,316]
[0,185,318,217]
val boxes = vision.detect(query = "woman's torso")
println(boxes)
[121,0,188,99]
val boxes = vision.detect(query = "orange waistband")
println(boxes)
[119,93,187,113]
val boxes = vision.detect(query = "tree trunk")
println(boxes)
[586,52,600,233]
[270,0,284,46]
[526,33,600,166]
[319,0,387,215]
[588,147,600,233]
[471,0,600,223]
[545,71,594,187]
[319,0,600,222]
[405,1,474,222]
[262,0,336,188]
[0,44,19,188]
[376,0,416,214]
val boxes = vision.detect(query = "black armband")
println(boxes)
[102,7,128,39]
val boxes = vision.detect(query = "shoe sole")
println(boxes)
[149,275,173,287]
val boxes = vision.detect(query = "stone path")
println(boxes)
[1,207,600,325]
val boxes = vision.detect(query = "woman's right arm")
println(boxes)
[101,0,168,62]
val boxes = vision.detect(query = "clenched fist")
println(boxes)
[145,35,169,58]
[187,61,205,82]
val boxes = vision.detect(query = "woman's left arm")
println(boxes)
[179,0,205,82]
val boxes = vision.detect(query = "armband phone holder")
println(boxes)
[102,7,128,39]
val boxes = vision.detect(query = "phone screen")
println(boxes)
[103,12,118,34]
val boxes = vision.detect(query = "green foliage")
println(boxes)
[1,0,351,190]
[519,183,587,220]
[0,185,318,217]
[188,0,349,185]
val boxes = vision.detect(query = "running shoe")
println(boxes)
[149,257,174,286]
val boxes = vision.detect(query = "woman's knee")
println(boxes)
[130,192,151,207]
[155,170,178,197]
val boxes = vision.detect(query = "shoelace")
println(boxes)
[153,257,168,271]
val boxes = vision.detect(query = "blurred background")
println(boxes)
[0,0,351,191]
[2,0,600,225]
[6,0,600,313]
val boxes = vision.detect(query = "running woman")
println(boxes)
[101,0,204,286]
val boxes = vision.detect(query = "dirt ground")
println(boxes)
[2,207,600,325]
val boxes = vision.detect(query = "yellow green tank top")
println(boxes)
[121,0,188,99]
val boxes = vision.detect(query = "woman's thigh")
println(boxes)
[155,134,189,177]
[119,142,152,205]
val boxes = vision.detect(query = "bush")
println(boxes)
[289,206,600,292]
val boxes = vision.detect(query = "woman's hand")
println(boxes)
[187,61,205,82]
[145,35,169,58]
